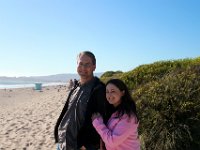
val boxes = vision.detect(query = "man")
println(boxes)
[54,51,113,150]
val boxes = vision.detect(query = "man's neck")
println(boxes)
[80,76,95,85]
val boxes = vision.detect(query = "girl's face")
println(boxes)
[106,83,124,107]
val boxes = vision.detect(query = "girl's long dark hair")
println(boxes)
[106,79,138,122]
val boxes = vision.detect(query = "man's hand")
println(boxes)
[91,113,102,121]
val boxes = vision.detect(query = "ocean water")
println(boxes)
[0,81,66,89]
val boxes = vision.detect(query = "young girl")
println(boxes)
[92,79,140,150]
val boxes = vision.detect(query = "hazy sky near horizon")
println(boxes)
[0,0,200,77]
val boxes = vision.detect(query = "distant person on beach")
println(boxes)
[92,79,140,150]
[68,79,74,89]
[54,51,113,150]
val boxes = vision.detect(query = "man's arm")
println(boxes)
[92,83,113,123]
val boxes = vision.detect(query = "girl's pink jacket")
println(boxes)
[92,112,140,150]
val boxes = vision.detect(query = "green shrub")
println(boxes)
[133,65,200,150]
[100,71,123,83]
[100,57,200,149]
[121,57,200,90]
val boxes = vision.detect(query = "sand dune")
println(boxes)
[0,85,69,150]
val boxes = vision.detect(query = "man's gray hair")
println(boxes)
[78,51,96,65]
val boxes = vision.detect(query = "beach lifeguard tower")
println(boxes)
[35,83,42,90]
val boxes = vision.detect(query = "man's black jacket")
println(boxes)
[54,77,113,149]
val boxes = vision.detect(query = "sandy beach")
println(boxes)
[0,85,69,150]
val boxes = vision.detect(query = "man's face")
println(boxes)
[77,54,96,79]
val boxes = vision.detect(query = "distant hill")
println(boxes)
[0,73,103,84]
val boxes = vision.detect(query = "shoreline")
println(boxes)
[0,82,67,89]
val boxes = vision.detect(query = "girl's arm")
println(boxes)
[92,114,138,148]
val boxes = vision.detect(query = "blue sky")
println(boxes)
[0,0,200,77]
